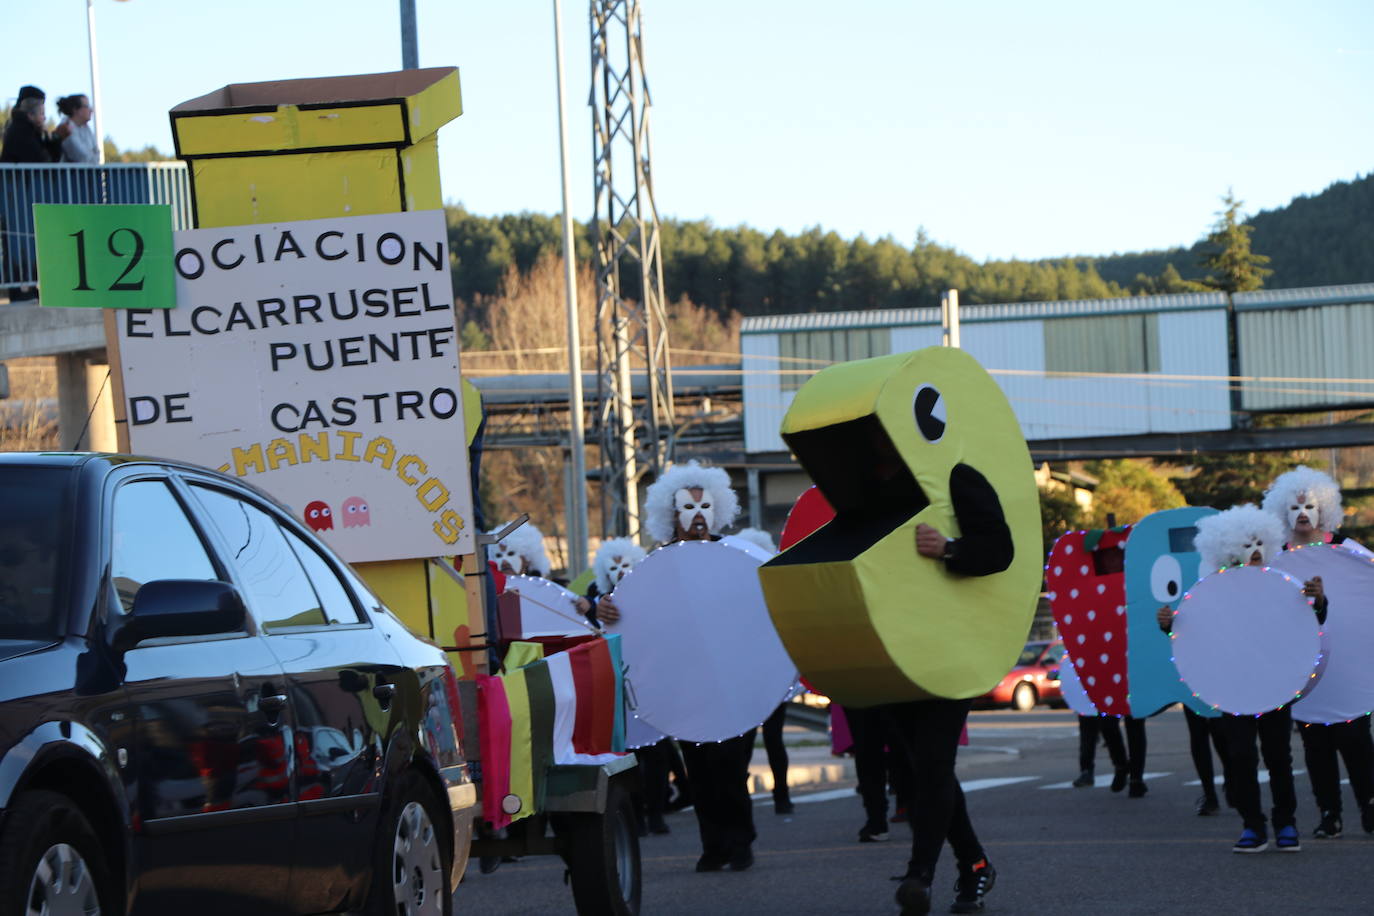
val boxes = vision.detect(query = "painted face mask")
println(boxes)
[674,487,714,536]
[607,555,635,585]
[1288,492,1319,534]
[492,541,527,575]
[1238,534,1267,567]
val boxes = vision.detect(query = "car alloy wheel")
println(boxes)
[391,800,444,916]
[26,842,101,916]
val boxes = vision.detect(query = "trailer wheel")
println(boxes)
[552,779,641,916]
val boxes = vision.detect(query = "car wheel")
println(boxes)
[0,789,114,916]
[551,779,641,916]
[1012,682,1037,712]
[366,770,453,916]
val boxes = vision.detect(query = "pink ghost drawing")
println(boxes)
[341,496,371,528]
[304,501,333,532]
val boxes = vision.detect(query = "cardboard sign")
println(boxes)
[115,209,472,561]
[33,204,175,309]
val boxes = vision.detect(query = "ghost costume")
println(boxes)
[1264,467,1374,835]
[486,521,552,579]
[1191,506,1325,846]
[640,462,755,869]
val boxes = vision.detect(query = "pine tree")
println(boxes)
[1200,190,1273,293]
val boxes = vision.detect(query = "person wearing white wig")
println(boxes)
[597,460,757,872]
[486,521,551,579]
[732,527,778,555]
[641,459,740,545]
[1161,503,1327,854]
[1194,504,1285,572]
[1263,467,1374,841]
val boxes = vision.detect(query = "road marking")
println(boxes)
[1183,768,1306,787]
[1040,771,1169,789]
[961,776,1040,791]
[753,776,1038,807]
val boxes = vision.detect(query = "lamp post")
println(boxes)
[86,0,106,163]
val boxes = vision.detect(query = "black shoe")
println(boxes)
[647,813,670,835]
[1072,769,1094,788]
[858,821,890,843]
[1314,811,1342,839]
[695,852,729,872]
[1196,795,1219,816]
[1362,805,1374,835]
[773,787,794,815]
[1128,780,1148,798]
[894,877,932,916]
[728,846,755,871]
[951,858,996,913]
[1110,767,1128,793]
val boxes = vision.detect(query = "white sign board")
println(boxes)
[116,210,473,561]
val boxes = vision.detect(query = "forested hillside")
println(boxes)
[445,171,1372,329]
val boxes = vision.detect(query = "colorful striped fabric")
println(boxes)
[475,674,514,829]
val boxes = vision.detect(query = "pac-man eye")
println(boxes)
[1150,554,1183,603]
[308,509,319,518]
[347,504,357,513]
[913,385,946,442]
[321,507,331,517]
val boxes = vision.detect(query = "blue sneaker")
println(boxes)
[1232,828,1268,853]
[1276,824,1301,852]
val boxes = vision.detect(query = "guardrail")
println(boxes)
[0,162,192,292]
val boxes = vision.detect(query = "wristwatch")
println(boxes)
[941,539,956,560]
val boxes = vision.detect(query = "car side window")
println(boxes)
[110,480,218,612]
[1044,643,1066,665]
[189,485,328,631]
[280,526,363,625]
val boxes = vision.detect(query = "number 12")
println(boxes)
[69,227,146,292]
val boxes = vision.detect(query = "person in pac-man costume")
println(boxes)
[759,346,1040,916]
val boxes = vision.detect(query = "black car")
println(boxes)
[0,452,476,915]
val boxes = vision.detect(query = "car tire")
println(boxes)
[551,779,641,916]
[365,769,453,916]
[1012,682,1037,712]
[0,789,115,916]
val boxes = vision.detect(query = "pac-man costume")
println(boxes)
[759,346,1041,707]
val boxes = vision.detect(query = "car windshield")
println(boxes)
[0,467,68,641]
[1015,643,1046,666]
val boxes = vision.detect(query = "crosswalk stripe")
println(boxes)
[1040,771,1169,790]
[1183,768,1306,787]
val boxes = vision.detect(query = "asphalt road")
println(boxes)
[453,708,1374,915]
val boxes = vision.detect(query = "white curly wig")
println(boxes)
[642,460,740,544]
[486,520,551,577]
[732,527,778,555]
[1261,465,1342,537]
[593,537,647,594]
[1194,504,1285,572]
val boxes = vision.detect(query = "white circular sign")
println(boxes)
[609,539,798,743]
[1172,565,1325,716]
[1273,544,1374,724]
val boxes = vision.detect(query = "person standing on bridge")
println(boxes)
[1262,466,1374,840]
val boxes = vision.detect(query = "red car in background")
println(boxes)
[976,640,1066,711]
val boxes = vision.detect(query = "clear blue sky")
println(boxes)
[7,0,1372,262]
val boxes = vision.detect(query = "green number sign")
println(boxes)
[33,204,175,309]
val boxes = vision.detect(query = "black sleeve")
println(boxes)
[583,581,602,627]
[941,463,1014,577]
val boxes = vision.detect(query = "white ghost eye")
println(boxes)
[359,503,368,512]
[321,507,331,517]
[308,509,318,518]
[1150,554,1183,604]
[347,504,357,513]
[912,384,946,442]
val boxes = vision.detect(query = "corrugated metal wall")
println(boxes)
[1238,302,1374,411]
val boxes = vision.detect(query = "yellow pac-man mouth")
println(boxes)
[769,413,930,566]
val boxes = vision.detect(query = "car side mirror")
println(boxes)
[1047,667,1060,681]
[126,579,246,644]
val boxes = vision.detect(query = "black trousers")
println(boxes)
[1184,706,1229,799]
[681,729,757,858]
[761,703,790,794]
[1222,706,1297,833]
[1298,718,1374,817]
[1077,715,1127,773]
[633,739,674,818]
[1122,716,1147,782]
[884,698,984,884]
[847,705,891,826]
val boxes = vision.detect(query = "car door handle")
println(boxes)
[372,683,395,707]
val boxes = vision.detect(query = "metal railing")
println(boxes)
[0,162,192,291]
